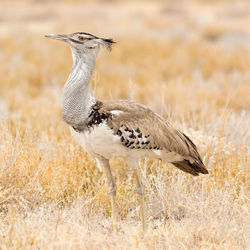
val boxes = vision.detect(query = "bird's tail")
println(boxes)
[172,159,208,176]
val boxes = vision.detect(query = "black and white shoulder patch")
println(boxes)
[87,101,111,128]
[71,101,111,132]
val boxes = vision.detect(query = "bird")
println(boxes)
[45,32,208,232]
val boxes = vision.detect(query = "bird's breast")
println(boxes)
[69,122,129,159]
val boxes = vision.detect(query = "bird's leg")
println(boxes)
[134,169,146,233]
[101,158,118,231]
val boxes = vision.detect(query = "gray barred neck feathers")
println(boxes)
[62,46,97,129]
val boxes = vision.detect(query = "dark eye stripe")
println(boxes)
[69,38,84,44]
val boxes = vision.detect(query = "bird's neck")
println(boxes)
[62,49,97,129]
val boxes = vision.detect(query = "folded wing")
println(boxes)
[99,100,208,176]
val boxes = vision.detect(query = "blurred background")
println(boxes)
[0,0,249,135]
[0,0,249,248]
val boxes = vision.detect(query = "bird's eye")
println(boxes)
[78,36,85,41]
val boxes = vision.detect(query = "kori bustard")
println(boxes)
[45,32,208,232]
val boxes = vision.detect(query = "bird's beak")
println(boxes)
[45,34,68,42]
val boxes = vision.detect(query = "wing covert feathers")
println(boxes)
[97,100,208,176]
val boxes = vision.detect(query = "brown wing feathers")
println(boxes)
[97,100,208,176]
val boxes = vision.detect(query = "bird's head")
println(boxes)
[45,32,115,54]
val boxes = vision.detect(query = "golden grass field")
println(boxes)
[0,0,249,249]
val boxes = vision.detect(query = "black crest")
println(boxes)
[101,38,116,51]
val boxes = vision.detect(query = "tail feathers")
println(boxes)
[172,159,208,176]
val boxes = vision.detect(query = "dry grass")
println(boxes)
[0,0,249,249]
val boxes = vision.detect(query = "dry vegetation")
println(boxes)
[0,0,249,249]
